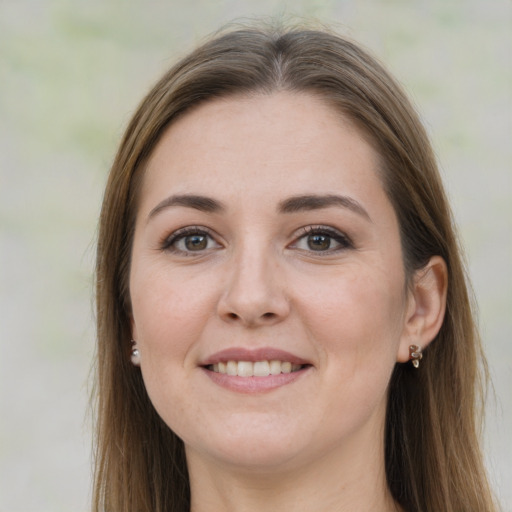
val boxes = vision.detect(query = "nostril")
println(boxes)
[262,312,276,319]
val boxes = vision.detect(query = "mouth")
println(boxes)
[200,347,312,392]
[205,360,307,377]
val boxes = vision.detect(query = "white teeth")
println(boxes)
[253,361,270,377]
[237,361,253,377]
[281,362,292,374]
[269,360,282,375]
[211,360,303,377]
[226,361,238,376]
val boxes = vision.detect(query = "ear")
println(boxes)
[397,256,448,363]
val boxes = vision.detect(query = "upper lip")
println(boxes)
[200,347,310,366]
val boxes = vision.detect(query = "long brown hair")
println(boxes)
[93,22,497,512]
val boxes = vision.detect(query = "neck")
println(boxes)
[187,414,399,512]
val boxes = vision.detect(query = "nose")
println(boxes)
[217,245,290,327]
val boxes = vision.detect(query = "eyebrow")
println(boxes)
[278,194,371,221]
[148,194,225,220]
[147,193,371,222]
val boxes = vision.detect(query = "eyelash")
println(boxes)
[160,226,220,255]
[293,225,353,254]
[160,225,353,255]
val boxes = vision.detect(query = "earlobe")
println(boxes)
[397,256,448,363]
[129,316,141,366]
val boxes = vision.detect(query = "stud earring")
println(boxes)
[130,340,141,366]
[409,345,423,368]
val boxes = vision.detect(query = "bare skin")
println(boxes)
[129,92,447,512]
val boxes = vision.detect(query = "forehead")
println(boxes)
[141,92,387,215]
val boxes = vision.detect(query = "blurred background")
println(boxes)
[0,1,510,510]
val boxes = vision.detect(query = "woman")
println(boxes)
[93,23,497,511]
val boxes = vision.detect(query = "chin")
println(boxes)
[189,442,304,473]
[182,414,310,471]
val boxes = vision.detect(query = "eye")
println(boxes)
[292,226,352,253]
[162,227,221,254]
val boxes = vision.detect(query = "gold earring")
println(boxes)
[409,345,423,368]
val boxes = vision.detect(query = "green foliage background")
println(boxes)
[1,1,510,510]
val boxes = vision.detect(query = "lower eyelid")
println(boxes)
[301,227,351,242]
[161,228,216,251]
[300,238,345,251]
[160,226,352,253]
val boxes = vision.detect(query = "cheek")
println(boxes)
[130,266,219,361]
[297,267,406,370]
[130,270,219,428]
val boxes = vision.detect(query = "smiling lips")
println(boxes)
[209,360,303,377]
[201,348,311,392]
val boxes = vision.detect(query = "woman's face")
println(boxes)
[129,92,414,472]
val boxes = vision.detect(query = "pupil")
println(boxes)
[185,235,207,250]
[308,234,330,251]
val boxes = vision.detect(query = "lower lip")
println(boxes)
[202,367,310,393]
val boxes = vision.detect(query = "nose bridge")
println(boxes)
[218,234,288,325]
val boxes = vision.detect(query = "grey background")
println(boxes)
[0,1,510,510]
